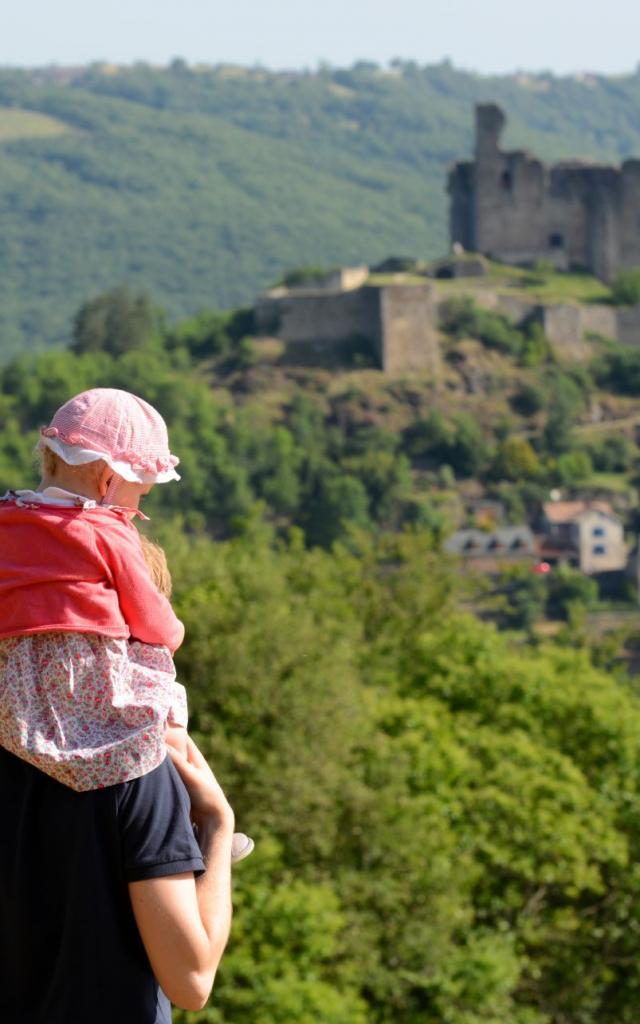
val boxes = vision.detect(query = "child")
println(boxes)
[0,387,252,861]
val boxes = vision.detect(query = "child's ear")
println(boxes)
[97,463,114,498]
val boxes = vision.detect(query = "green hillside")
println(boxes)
[4,285,640,1022]
[2,61,640,355]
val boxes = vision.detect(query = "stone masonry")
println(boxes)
[255,278,441,375]
[449,104,640,282]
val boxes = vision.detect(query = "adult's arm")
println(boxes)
[128,738,234,1011]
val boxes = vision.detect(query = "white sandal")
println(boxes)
[231,832,255,864]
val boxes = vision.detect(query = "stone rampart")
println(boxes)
[255,277,640,375]
[581,305,617,340]
[617,305,640,346]
[379,285,440,375]
[255,287,380,348]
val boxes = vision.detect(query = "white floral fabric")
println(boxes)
[0,633,188,791]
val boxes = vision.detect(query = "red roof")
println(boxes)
[542,500,615,524]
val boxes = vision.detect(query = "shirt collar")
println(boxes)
[2,488,149,520]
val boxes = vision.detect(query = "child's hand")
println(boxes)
[165,724,189,758]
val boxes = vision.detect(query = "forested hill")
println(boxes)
[2,60,640,355]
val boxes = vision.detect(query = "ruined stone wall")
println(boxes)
[448,161,475,251]
[581,304,617,340]
[473,105,548,261]
[255,287,380,348]
[379,285,440,375]
[546,167,593,269]
[617,305,640,346]
[620,161,640,269]
[451,104,640,281]
[539,304,593,362]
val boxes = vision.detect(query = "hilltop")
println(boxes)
[2,61,640,355]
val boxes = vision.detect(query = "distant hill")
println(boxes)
[2,61,640,356]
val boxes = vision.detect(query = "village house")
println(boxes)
[444,525,537,570]
[538,500,627,574]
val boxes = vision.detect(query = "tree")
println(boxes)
[489,437,540,482]
[71,286,160,355]
[611,267,640,305]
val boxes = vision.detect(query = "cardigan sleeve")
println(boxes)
[95,515,185,653]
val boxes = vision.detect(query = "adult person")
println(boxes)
[0,732,234,1023]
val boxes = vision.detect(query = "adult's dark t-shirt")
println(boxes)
[0,748,205,1024]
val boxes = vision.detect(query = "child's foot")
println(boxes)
[231,832,254,864]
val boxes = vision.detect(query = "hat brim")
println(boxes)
[38,436,181,484]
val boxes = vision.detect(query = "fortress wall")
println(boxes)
[617,305,640,346]
[587,172,623,282]
[452,104,640,281]
[491,294,538,323]
[539,304,592,362]
[255,288,380,347]
[476,153,548,260]
[448,161,475,251]
[581,305,617,340]
[379,285,440,375]
[620,161,640,268]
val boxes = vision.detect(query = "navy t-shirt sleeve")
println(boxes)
[117,755,205,882]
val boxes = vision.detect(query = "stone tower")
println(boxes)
[448,104,640,282]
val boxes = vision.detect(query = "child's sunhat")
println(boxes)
[38,388,180,484]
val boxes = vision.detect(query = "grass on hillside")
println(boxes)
[0,107,71,141]
[432,262,612,304]
[368,262,613,306]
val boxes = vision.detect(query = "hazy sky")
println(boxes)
[3,0,639,75]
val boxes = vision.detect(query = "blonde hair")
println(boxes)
[38,446,107,488]
[138,535,172,599]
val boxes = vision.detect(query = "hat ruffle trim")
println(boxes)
[38,430,181,485]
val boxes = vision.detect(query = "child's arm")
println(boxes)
[95,516,185,652]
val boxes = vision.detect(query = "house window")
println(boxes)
[592,545,607,556]
[549,232,564,249]
[593,526,605,537]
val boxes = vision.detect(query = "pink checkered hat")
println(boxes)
[39,388,180,484]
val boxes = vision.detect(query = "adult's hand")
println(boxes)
[167,735,234,833]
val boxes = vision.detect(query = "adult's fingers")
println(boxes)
[184,735,211,772]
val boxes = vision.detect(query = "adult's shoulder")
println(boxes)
[116,756,204,882]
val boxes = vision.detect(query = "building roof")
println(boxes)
[445,526,536,557]
[542,500,618,524]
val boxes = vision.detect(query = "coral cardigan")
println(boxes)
[0,498,184,652]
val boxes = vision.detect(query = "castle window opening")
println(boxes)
[549,232,564,249]
[500,170,513,191]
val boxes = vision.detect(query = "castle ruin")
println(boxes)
[449,104,640,282]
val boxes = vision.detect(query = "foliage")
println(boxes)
[587,434,634,473]
[546,564,599,620]
[592,346,640,395]
[157,527,640,1023]
[494,563,547,630]
[510,381,546,416]
[404,410,489,478]
[2,291,640,1020]
[489,437,540,482]
[440,297,550,365]
[553,449,593,485]
[277,266,337,287]
[1,61,640,355]
[71,285,161,355]
[611,267,640,305]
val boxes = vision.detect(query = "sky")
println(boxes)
[2,0,639,76]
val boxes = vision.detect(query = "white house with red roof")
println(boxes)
[540,500,627,574]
